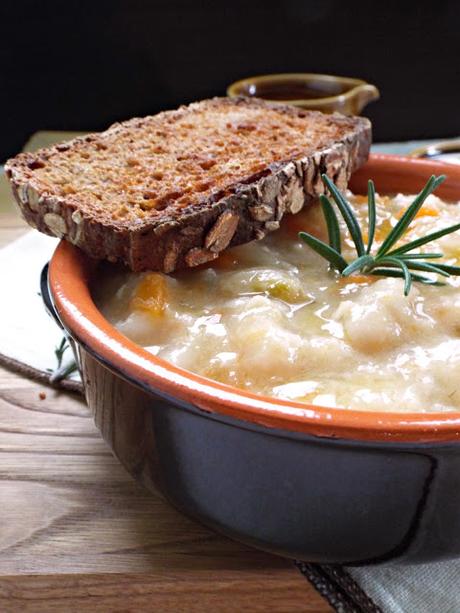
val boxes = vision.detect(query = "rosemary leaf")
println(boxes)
[398,253,443,260]
[370,268,443,285]
[49,361,78,384]
[342,254,375,277]
[299,232,347,272]
[402,261,450,277]
[320,195,341,253]
[54,337,68,369]
[373,256,412,295]
[434,263,460,275]
[321,174,365,256]
[366,180,376,254]
[387,222,460,256]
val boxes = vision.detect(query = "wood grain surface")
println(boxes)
[0,153,330,611]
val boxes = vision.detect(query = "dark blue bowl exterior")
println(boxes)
[79,348,460,565]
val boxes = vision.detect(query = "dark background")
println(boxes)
[1,0,459,162]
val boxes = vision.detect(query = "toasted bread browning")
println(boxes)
[6,97,371,271]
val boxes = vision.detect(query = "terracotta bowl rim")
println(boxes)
[49,154,460,443]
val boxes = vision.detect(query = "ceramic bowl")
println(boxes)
[43,155,460,564]
[410,139,460,165]
[227,73,380,115]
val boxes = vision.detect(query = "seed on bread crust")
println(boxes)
[44,213,67,237]
[205,211,239,252]
[249,204,274,222]
[185,247,219,267]
[163,246,179,273]
[72,210,83,224]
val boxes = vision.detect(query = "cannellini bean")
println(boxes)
[335,279,433,354]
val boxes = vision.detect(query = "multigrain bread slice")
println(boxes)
[5,97,371,272]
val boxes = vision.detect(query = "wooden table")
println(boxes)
[0,149,330,611]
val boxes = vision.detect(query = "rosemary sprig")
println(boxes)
[299,173,460,296]
[48,337,78,383]
[54,337,68,369]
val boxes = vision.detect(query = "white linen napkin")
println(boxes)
[347,563,460,612]
[0,231,80,388]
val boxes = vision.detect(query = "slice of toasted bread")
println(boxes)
[5,97,371,272]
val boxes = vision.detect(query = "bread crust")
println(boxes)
[5,97,371,272]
